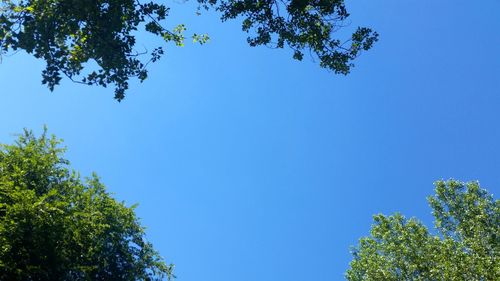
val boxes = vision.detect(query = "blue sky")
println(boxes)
[1,1,499,280]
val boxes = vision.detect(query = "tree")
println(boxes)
[346,180,499,280]
[0,129,173,280]
[0,0,378,101]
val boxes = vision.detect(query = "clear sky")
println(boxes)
[1,1,499,280]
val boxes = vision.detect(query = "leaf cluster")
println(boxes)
[0,129,173,280]
[199,0,378,74]
[0,0,185,101]
[346,180,499,280]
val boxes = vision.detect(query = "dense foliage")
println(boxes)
[346,180,499,280]
[0,0,377,100]
[0,129,173,280]
[0,0,192,100]
[200,0,378,73]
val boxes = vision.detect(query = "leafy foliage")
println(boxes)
[0,0,194,101]
[0,0,376,100]
[346,180,499,280]
[200,0,378,74]
[0,129,173,280]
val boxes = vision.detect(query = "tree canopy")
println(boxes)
[0,129,173,280]
[0,0,378,100]
[346,180,499,280]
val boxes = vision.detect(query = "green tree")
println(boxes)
[0,0,378,101]
[0,129,173,280]
[346,180,499,280]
